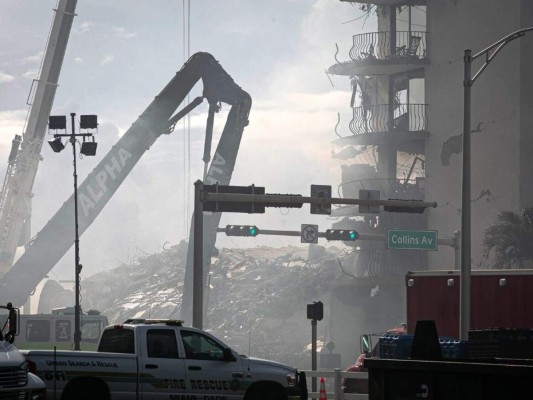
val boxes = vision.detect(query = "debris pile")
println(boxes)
[56,241,350,369]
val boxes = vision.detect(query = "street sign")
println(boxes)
[387,229,438,251]
[301,224,319,244]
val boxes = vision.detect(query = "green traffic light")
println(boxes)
[249,226,257,236]
[349,231,357,240]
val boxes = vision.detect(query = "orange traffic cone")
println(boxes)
[319,376,327,400]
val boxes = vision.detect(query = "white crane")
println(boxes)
[0,0,78,274]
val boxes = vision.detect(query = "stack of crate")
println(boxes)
[378,334,468,360]
[378,334,414,359]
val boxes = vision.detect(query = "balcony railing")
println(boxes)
[349,103,427,135]
[349,30,427,61]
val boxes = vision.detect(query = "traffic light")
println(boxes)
[384,199,426,213]
[224,225,260,237]
[325,229,358,241]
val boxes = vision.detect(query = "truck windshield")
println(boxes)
[98,329,134,354]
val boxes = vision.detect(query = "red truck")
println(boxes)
[343,269,533,394]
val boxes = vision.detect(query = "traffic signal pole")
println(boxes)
[192,180,438,329]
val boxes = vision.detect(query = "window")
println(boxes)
[55,320,71,342]
[26,320,50,342]
[181,330,225,361]
[82,320,101,342]
[98,329,135,354]
[147,329,179,359]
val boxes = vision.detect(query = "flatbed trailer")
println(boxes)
[365,356,533,400]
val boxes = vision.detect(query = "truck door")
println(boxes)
[179,329,246,399]
[141,328,187,399]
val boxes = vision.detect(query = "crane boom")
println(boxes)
[0,0,78,274]
[0,52,251,307]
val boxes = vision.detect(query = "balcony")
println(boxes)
[328,31,429,76]
[334,103,428,151]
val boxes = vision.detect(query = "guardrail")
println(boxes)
[300,369,369,400]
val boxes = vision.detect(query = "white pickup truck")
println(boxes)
[0,303,46,400]
[22,319,307,400]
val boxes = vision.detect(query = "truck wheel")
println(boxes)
[244,382,287,400]
[61,377,110,400]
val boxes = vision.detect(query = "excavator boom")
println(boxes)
[0,52,251,307]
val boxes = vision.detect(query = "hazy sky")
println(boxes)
[0,0,373,283]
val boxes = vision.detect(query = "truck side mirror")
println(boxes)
[5,303,18,344]
[360,334,371,354]
[223,347,237,362]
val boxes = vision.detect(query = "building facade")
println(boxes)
[327,0,533,365]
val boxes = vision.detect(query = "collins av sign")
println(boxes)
[387,229,438,251]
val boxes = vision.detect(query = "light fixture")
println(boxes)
[80,141,97,156]
[48,137,65,153]
[80,115,98,129]
[48,115,67,130]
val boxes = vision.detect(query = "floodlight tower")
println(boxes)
[48,112,98,350]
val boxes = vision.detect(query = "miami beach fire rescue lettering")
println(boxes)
[167,378,235,400]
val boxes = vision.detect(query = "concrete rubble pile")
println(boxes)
[66,242,349,368]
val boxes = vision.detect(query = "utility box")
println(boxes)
[365,357,533,400]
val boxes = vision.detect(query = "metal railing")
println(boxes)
[301,369,369,400]
[349,30,427,61]
[349,103,427,135]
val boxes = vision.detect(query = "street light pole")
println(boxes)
[69,113,82,351]
[48,112,98,350]
[460,28,533,340]
[461,50,472,341]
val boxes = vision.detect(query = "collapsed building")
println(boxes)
[39,241,354,370]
